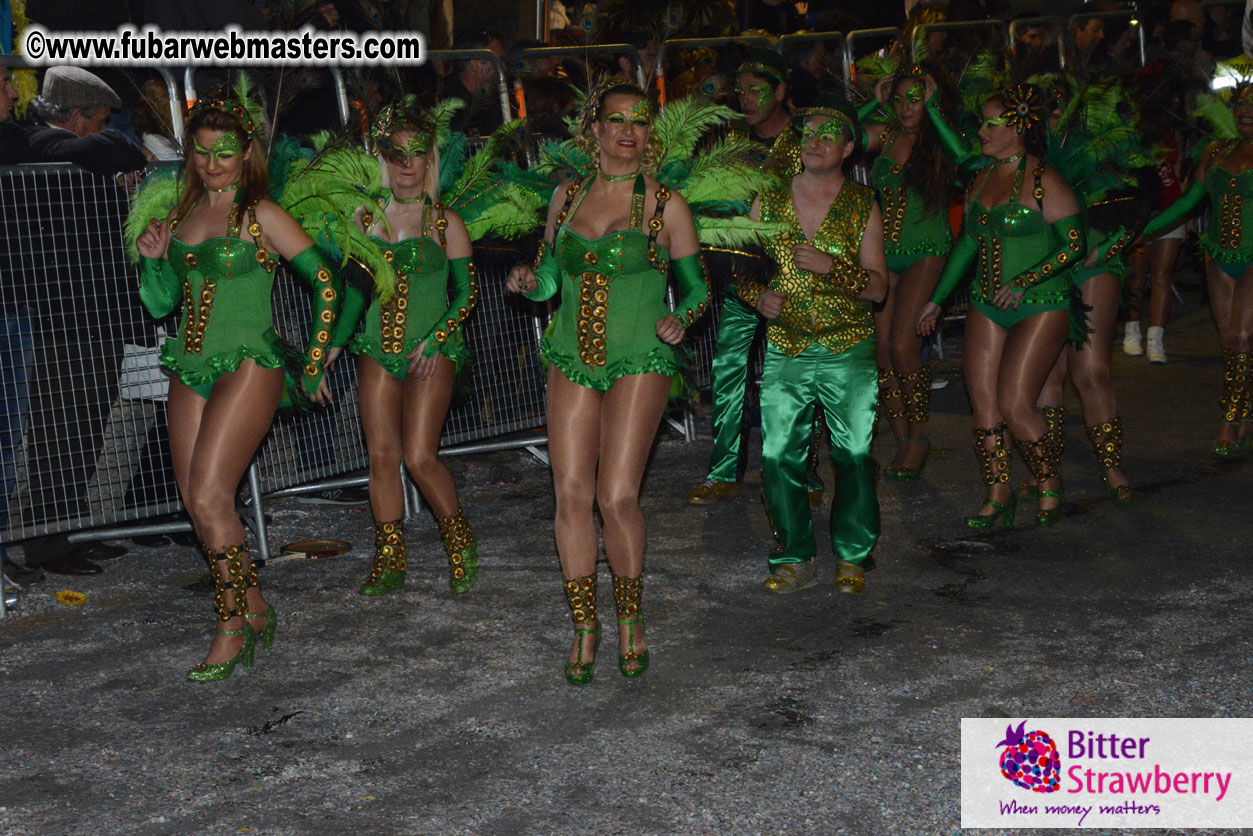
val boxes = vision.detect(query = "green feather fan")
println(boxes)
[124,166,182,264]
[1194,93,1238,141]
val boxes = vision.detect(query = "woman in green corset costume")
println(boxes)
[323,106,480,597]
[134,90,342,681]
[506,83,710,684]
[916,86,1086,529]
[1138,83,1253,455]
[859,70,955,480]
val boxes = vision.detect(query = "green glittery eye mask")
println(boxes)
[893,82,926,107]
[193,132,243,165]
[802,118,850,145]
[381,131,434,163]
[604,100,651,127]
[981,115,1012,131]
[736,81,775,110]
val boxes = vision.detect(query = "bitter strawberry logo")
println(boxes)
[996,721,1061,793]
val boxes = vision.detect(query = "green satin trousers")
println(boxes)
[706,294,764,482]
[761,340,879,569]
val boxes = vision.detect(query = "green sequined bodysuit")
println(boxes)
[162,235,285,388]
[1202,160,1253,264]
[872,127,952,274]
[738,180,877,357]
[351,235,470,379]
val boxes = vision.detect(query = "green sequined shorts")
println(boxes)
[885,249,947,276]
[971,291,1070,330]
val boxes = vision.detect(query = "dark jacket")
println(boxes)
[25,124,146,177]
[0,120,30,164]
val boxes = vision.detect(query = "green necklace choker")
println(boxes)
[205,182,239,193]
[598,166,640,183]
[995,151,1025,166]
[390,191,425,204]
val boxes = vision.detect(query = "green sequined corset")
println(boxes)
[161,237,284,385]
[967,199,1070,306]
[1202,165,1253,262]
[352,235,467,379]
[871,154,952,257]
[758,181,876,357]
[541,226,679,391]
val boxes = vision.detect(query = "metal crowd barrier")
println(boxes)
[655,36,774,106]
[843,28,903,98]
[777,31,848,97]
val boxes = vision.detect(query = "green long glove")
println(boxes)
[421,256,479,357]
[670,253,711,327]
[330,280,368,348]
[1140,180,1205,240]
[1009,214,1086,289]
[523,242,563,302]
[138,256,179,318]
[287,246,344,397]
[929,229,978,306]
[926,97,981,172]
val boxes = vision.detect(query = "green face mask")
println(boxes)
[604,100,651,128]
[801,118,848,146]
[893,82,926,108]
[193,132,243,166]
[736,81,775,111]
[382,131,434,163]
[981,115,1011,132]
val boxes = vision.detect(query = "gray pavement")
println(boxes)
[1,288,1250,836]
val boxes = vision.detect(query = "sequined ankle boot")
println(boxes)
[1015,434,1063,527]
[188,541,258,682]
[436,508,478,593]
[1085,417,1131,503]
[359,520,407,595]
[967,423,1015,529]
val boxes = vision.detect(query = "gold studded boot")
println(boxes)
[1215,351,1251,456]
[966,423,1015,529]
[187,541,257,682]
[612,573,649,678]
[563,574,601,685]
[436,508,478,594]
[1085,417,1131,504]
[1015,434,1063,527]
[1018,405,1064,499]
[879,368,908,479]
[359,520,407,595]
[891,365,933,481]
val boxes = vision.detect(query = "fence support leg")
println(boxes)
[247,462,270,562]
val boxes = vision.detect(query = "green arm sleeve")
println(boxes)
[287,246,343,396]
[929,229,978,306]
[421,256,479,357]
[330,282,368,348]
[1093,225,1132,266]
[138,256,180,319]
[670,253,711,328]
[1010,214,1086,290]
[1140,180,1205,240]
[522,241,562,302]
[857,97,883,123]
[926,97,980,171]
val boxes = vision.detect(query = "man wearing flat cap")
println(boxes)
[26,66,145,177]
[736,96,888,596]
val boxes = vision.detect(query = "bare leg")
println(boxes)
[546,366,603,673]
[889,255,944,470]
[1148,237,1182,328]
[175,361,283,667]
[963,310,1011,517]
[597,372,671,667]
[1125,247,1147,325]
[357,355,405,522]
[998,310,1070,514]
[401,355,458,516]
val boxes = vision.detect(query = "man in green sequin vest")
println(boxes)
[737,97,889,595]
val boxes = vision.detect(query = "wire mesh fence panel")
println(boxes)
[1,164,183,545]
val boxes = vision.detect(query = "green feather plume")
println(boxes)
[125,166,182,264]
[695,216,787,248]
[651,98,739,164]
[1194,93,1238,141]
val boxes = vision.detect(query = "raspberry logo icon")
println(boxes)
[995,721,1061,793]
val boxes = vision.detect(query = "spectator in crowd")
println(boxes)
[26,67,146,177]
[0,65,27,163]
[133,77,183,161]
[444,30,506,136]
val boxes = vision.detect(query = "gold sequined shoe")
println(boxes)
[436,509,477,594]
[968,424,1015,528]
[1215,351,1251,457]
[359,520,406,596]
[1085,417,1131,504]
[688,479,741,504]
[835,560,865,594]
[761,560,817,594]
[612,573,649,678]
[1016,435,1063,527]
[563,574,600,685]
[188,541,257,682]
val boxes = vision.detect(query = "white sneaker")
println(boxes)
[1146,326,1166,365]
[1123,321,1143,356]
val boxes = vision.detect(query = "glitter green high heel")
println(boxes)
[437,509,478,594]
[188,541,258,682]
[564,574,601,685]
[613,573,649,678]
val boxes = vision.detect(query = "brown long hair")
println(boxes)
[169,105,270,230]
[895,74,956,217]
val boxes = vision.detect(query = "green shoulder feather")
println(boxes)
[125,165,182,264]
